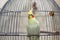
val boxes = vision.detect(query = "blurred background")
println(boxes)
[0,0,60,40]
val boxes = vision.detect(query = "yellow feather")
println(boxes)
[28,9,33,15]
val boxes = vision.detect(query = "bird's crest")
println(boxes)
[28,9,33,15]
[28,9,35,19]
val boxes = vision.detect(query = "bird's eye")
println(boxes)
[29,14,32,16]
[28,14,32,17]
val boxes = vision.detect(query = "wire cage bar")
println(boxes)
[0,11,60,40]
[0,0,60,40]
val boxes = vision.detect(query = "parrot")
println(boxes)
[26,9,40,40]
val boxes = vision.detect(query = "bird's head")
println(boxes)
[28,14,35,19]
[28,9,35,19]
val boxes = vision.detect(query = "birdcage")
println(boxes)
[0,0,60,40]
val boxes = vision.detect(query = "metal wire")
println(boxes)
[0,11,60,40]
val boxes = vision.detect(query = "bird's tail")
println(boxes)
[28,36,39,40]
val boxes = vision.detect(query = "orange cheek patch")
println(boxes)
[32,15,35,18]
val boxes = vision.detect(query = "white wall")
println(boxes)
[0,0,8,8]
[55,0,60,7]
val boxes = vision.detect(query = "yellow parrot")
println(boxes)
[27,9,40,40]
